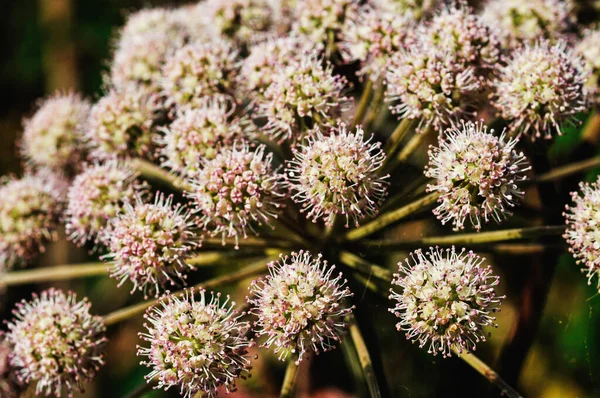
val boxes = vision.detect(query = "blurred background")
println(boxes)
[2,0,600,397]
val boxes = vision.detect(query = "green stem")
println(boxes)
[124,379,156,398]
[345,192,439,241]
[383,118,414,165]
[457,351,524,398]
[530,156,600,184]
[0,262,107,286]
[340,251,393,281]
[280,360,299,398]
[130,158,190,192]
[349,322,381,398]
[103,256,275,326]
[582,110,600,144]
[353,79,374,127]
[201,237,292,250]
[363,84,385,131]
[358,225,565,249]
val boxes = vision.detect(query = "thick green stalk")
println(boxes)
[383,118,414,165]
[280,360,298,398]
[340,251,393,281]
[530,156,600,184]
[349,322,381,398]
[130,158,190,192]
[345,192,439,241]
[363,84,385,130]
[457,351,524,398]
[0,262,107,286]
[353,79,374,127]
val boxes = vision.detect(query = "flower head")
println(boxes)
[159,97,248,178]
[492,40,588,139]
[186,142,284,248]
[425,121,529,231]
[65,161,145,246]
[389,247,503,357]
[21,92,90,174]
[248,251,354,363]
[86,89,162,161]
[119,7,192,43]
[105,193,199,298]
[138,288,253,398]
[575,29,600,107]
[6,289,106,397]
[564,176,600,291]
[0,336,19,398]
[481,0,573,48]
[341,6,413,80]
[286,123,388,227]
[386,45,481,132]
[373,0,439,20]
[0,175,62,270]
[257,51,351,142]
[161,39,239,109]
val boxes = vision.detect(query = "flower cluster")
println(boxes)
[286,123,388,227]
[425,121,530,231]
[0,175,62,270]
[564,176,600,291]
[186,143,284,248]
[248,251,354,363]
[138,288,253,398]
[105,193,199,298]
[86,89,162,160]
[575,29,600,107]
[159,97,247,178]
[0,336,19,398]
[389,247,503,357]
[21,92,90,174]
[492,40,588,139]
[373,0,439,20]
[257,52,351,142]
[65,161,145,246]
[6,289,106,397]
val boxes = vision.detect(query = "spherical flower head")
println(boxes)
[385,45,481,132]
[372,0,439,20]
[0,175,62,270]
[162,39,239,109]
[340,6,413,81]
[421,5,502,75]
[65,161,145,246]
[205,0,275,47]
[6,289,106,397]
[492,40,588,140]
[248,251,354,363]
[238,37,303,102]
[21,92,90,173]
[87,89,161,161]
[575,29,600,107]
[138,288,253,398]
[564,176,600,291]
[389,247,503,357]
[257,51,351,142]
[481,0,573,48]
[425,121,530,231]
[120,7,191,42]
[159,97,247,178]
[0,336,19,398]
[104,193,199,298]
[286,123,388,227]
[292,0,361,56]
[186,142,284,248]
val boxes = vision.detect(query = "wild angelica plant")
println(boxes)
[1,1,599,397]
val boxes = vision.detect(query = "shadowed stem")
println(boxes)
[353,79,374,127]
[280,360,298,398]
[103,255,277,326]
[345,192,439,241]
[457,351,524,398]
[363,84,385,130]
[202,237,293,250]
[0,262,107,286]
[382,118,414,166]
[130,158,190,192]
[124,378,157,398]
[358,225,566,249]
[340,251,393,281]
[349,321,381,398]
[530,155,600,183]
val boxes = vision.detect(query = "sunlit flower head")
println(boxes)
[105,193,199,298]
[257,51,351,143]
[575,29,600,107]
[6,289,106,397]
[161,39,239,109]
[425,120,530,231]
[138,288,253,398]
[159,96,248,178]
[21,92,90,174]
[492,40,588,140]
[186,142,284,248]
[389,247,503,357]
[248,251,354,364]
[86,89,162,161]
[286,123,388,227]
[386,45,481,133]
[0,175,62,270]
[119,7,192,42]
[65,161,145,246]
[564,176,600,291]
